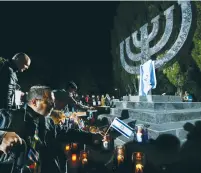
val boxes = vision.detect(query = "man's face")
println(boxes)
[18,58,31,72]
[34,92,55,116]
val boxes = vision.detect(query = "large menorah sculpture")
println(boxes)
[120,0,192,75]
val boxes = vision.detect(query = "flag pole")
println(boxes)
[104,124,112,136]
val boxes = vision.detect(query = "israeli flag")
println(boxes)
[111,117,134,138]
[139,60,157,96]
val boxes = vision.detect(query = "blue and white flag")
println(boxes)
[139,60,157,96]
[111,117,134,138]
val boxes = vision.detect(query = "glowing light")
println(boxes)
[136,152,141,158]
[117,154,124,164]
[65,144,70,151]
[29,162,37,169]
[82,153,87,158]
[72,143,78,150]
[72,154,77,162]
[135,164,143,173]
[80,151,88,165]
[82,158,88,165]
[116,145,125,165]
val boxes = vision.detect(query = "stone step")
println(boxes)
[110,108,201,124]
[114,101,201,110]
[123,95,182,102]
[114,118,198,146]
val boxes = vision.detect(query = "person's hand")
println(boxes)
[102,135,107,142]
[0,132,22,154]
[70,113,79,124]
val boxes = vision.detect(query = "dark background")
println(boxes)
[0,2,119,94]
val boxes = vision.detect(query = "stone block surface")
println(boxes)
[113,119,199,146]
[110,108,201,124]
[114,101,201,111]
[123,95,182,102]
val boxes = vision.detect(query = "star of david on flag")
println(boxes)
[110,117,134,139]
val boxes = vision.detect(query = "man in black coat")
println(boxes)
[53,82,90,113]
[65,81,91,112]
[0,53,31,109]
[0,85,103,173]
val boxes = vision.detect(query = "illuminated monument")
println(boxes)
[120,1,192,75]
[107,1,201,145]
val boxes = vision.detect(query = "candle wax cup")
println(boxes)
[72,143,78,149]
[117,155,124,163]
[117,149,123,155]
[103,141,109,149]
[65,145,70,151]
[82,153,87,158]
[136,133,142,142]
[82,158,88,164]
[72,154,77,161]
[135,164,143,173]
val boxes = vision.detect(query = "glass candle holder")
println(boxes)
[71,143,78,151]
[136,124,144,143]
[116,145,125,165]
[102,135,111,150]
[65,144,71,152]
[72,154,77,162]
[80,150,88,165]
[132,152,145,173]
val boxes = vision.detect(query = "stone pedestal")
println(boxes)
[123,95,182,102]
[106,95,201,146]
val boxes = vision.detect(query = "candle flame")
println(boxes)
[135,164,143,173]
[72,154,77,162]
[65,145,70,151]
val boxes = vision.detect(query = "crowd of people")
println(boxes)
[53,87,116,114]
[73,94,115,108]
[1,53,201,173]
[0,53,106,173]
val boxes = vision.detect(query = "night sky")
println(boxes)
[0,2,119,94]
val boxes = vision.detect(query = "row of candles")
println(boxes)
[64,123,148,171]
[65,143,144,173]
[115,146,145,173]
[65,143,89,166]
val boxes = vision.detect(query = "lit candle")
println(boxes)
[72,154,77,162]
[103,140,109,149]
[80,151,88,165]
[116,146,125,165]
[117,154,124,165]
[136,126,143,142]
[72,143,78,150]
[82,158,88,165]
[65,144,70,151]
[117,148,123,155]
[82,153,87,158]
[135,163,143,173]
[102,135,110,150]
[136,152,141,160]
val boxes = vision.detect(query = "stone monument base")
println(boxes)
[99,95,201,146]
